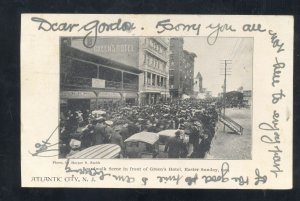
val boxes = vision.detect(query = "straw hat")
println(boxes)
[69,139,81,149]
[105,120,113,126]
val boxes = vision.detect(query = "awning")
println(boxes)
[97,92,121,99]
[68,144,121,159]
[124,132,159,144]
[123,92,138,99]
[61,91,96,99]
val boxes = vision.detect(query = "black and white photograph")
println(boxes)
[21,13,293,189]
[59,36,253,160]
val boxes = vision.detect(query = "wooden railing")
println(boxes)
[62,76,138,91]
[219,114,243,135]
[64,76,91,88]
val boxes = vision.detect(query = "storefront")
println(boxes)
[160,91,170,102]
[60,90,124,112]
[145,93,161,104]
[95,91,122,107]
[60,91,97,112]
[123,92,138,104]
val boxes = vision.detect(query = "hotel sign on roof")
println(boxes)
[71,37,139,68]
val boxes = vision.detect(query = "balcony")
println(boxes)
[143,44,168,62]
[106,81,139,91]
[63,76,91,88]
[144,83,168,92]
[142,63,168,75]
[105,80,122,89]
[62,76,138,91]
[123,82,139,90]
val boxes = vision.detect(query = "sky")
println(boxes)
[183,37,253,97]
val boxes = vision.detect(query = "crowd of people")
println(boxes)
[59,99,219,159]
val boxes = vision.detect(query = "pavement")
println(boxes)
[206,108,252,160]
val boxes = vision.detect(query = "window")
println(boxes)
[157,76,160,86]
[71,60,98,79]
[164,63,166,70]
[152,74,156,86]
[169,77,174,86]
[147,72,151,85]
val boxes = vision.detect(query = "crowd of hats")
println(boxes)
[59,99,220,157]
[84,99,220,135]
[61,99,220,135]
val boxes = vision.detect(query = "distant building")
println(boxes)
[183,50,197,95]
[225,91,243,107]
[169,37,197,98]
[243,90,252,106]
[194,72,203,94]
[205,91,212,98]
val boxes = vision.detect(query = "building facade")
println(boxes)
[60,37,142,112]
[182,50,197,95]
[138,37,170,105]
[242,90,252,106]
[169,37,197,99]
[60,37,170,112]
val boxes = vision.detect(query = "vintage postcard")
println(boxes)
[21,14,293,188]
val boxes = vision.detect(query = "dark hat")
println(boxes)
[191,117,198,122]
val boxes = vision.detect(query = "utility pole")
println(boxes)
[220,59,232,132]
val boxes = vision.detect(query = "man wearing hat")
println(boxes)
[178,118,185,130]
[118,123,130,140]
[127,121,139,136]
[103,120,114,143]
[191,133,210,158]
[110,126,124,152]
[66,139,81,157]
[164,130,186,158]
[94,117,106,145]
